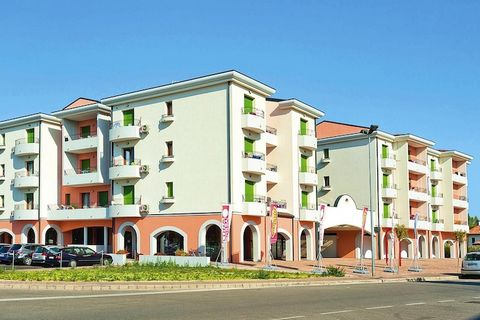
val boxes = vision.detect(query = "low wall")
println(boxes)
[139,255,210,267]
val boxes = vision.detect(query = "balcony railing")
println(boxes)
[385,212,399,219]
[299,166,316,173]
[48,202,108,210]
[454,219,468,225]
[243,151,265,161]
[432,218,444,224]
[14,204,38,210]
[298,129,315,136]
[111,197,142,206]
[431,167,442,173]
[431,193,444,198]
[242,108,264,118]
[410,214,428,221]
[15,138,39,145]
[382,183,397,189]
[409,186,427,193]
[242,195,266,203]
[408,156,426,166]
[111,158,141,166]
[110,119,141,129]
[15,170,39,178]
[382,154,396,160]
[453,194,468,201]
[266,126,277,135]
[269,199,287,209]
[452,170,467,177]
[64,166,98,175]
[67,131,98,141]
[266,163,277,172]
[300,204,316,210]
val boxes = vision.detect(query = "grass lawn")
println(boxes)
[0,263,345,282]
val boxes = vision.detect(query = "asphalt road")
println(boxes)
[0,280,479,320]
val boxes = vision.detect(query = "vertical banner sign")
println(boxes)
[318,204,326,247]
[270,203,278,245]
[221,204,232,243]
[360,207,368,259]
[414,212,419,259]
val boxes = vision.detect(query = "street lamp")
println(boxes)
[362,124,378,277]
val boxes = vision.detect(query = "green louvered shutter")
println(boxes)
[123,110,134,126]
[123,186,134,205]
[245,181,254,202]
[244,96,254,114]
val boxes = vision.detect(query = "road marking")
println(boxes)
[271,316,305,320]
[437,300,455,303]
[365,305,393,310]
[405,302,426,306]
[320,310,353,315]
[474,296,480,299]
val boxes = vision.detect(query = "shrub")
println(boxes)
[175,249,188,256]
[324,266,345,277]
[467,245,480,253]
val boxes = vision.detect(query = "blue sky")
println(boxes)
[0,1,478,217]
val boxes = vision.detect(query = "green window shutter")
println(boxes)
[166,182,174,198]
[432,210,438,222]
[382,174,389,187]
[300,119,308,135]
[65,194,71,206]
[98,191,108,207]
[382,145,388,159]
[27,129,35,143]
[81,126,90,138]
[430,159,436,171]
[81,159,90,172]
[383,203,390,218]
[123,186,134,205]
[244,138,254,153]
[300,155,308,172]
[244,96,254,114]
[431,184,437,197]
[301,191,308,208]
[123,109,134,126]
[244,181,255,202]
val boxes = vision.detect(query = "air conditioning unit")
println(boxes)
[140,204,150,213]
[140,165,150,173]
[140,124,150,133]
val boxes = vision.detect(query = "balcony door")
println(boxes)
[26,160,34,175]
[26,193,34,209]
[98,191,108,207]
[81,193,90,208]
[26,128,35,143]
[123,186,134,205]
[123,109,134,126]
[123,148,134,165]
[300,119,308,135]
[244,181,255,202]
[301,191,308,208]
[300,155,308,172]
[244,138,254,154]
[81,159,90,173]
[81,126,90,138]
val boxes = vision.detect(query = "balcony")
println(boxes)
[161,155,175,163]
[241,108,265,133]
[242,152,265,175]
[382,213,399,228]
[299,167,318,186]
[160,196,175,204]
[63,166,102,186]
[408,186,428,202]
[453,220,469,232]
[431,193,444,206]
[109,159,141,180]
[298,130,317,151]
[452,170,467,185]
[453,195,468,209]
[266,164,279,184]
[109,198,144,218]
[299,204,319,222]
[381,184,398,198]
[14,139,39,157]
[265,126,278,147]
[408,215,430,230]
[381,155,396,170]
[430,168,443,181]
[14,171,39,189]
[11,204,38,221]
[242,195,267,216]
[320,157,331,164]
[109,120,141,143]
[160,114,175,123]
[268,199,288,215]
[64,132,99,154]
[431,219,445,231]
[47,203,109,220]
[408,156,428,175]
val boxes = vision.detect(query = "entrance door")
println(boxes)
[243,226,253,261]
[272,234,286,260]
[123,186,134,205]
[81,159,90,173]
[124,230,133,258]
[123,147,134,165]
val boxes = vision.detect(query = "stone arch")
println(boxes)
[431,236,440,259]
[400,238,413,259]
[198,219,222,258]
[443,240,455,259]
[21,224,38,244]
[299,227,314,260]
[0,228,14,244]
[418,235,427,259]
[240,221,261,262]
[273,228,293,261]
[117,222,141,256]
[150,226,188,256]
[42,224,63,245]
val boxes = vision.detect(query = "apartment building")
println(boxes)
[316,121,472,260]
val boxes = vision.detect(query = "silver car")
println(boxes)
[32,246,62,266]
[460,252,480,277]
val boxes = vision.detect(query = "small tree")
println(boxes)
[395,224,408,267]
[454,230,467,268]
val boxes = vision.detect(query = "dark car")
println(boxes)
[0,245,12,263]
[1,244,43,266]
[44,246,112,268]
[32,246,62,266]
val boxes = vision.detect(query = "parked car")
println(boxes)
[0,245,12,264]
[43,246,112,268]
[460,252,480,278]
[32,246,62,266]
[1,244,43,266]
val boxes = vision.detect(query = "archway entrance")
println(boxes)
[444,240,454,258]
[205,225,221,261]
[300,230,308,259]
[243,226,254,261]
[400,239,412,259]
[272,233,286,260]
[27,228,35,243]
[0,231,13,244]
[418,235,426,259]
[156,231,184,256]
[124,228,137,258]
[432,237,439,258]
[45,228,58,245]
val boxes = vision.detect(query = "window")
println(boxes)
[65,194,71,206]
[300,155,308,172]
[123,109,134,126]
[123,186,135,205]
[166,141,173,157]
[432,209,438,222]
[26,128,35,143]
[244,180,254,202]
[382,145,389,159]
[80,126,90,138]
[0,133,5,146]
[166,101,173,116]
[0,164,4,177]
[300,119,308,135]
[383,203,390,218]
[81,159,90,173]
[243,96,254,114]
[323,148,330,159]
[26,161,34,175]
[382,174,389,188]
[0,195,4,208]
[98,191,108,207]
[472,237,476,243]
[323,176,330,187]
[81,193,90,208]
[244,138,254,154]
[301,191,308,208]
[430,159,436,171]
[123,147,134,165]
[431,184,437,197]
[166,182,174,198]
[26,193,34,209]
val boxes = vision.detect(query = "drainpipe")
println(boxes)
[374,138,381,260]
[226,82,232,262]
[38,122,42,244]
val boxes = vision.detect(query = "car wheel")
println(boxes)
[69,260,77,268]
[23,257,32,266]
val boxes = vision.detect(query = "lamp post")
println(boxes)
[362,125,378,277]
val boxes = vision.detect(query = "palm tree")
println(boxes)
[395,224,408,267]
[454,230,467,269]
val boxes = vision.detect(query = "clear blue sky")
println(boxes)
[1,1,478,217]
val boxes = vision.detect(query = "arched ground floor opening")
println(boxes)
[432,236,440,259]
[321,226,371,259]
[0,230,13,244]
[400,238,413,259]
[444,240,455,259]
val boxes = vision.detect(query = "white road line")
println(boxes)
[474,296,480,299]
[365,305,393,310]
[437,300,455,303]
[271,316,305,320]
[320,310,353,315]
[405,302,426,306]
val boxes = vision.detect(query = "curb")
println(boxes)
[0,275,460,291]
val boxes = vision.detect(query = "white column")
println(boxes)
[103,227,108,253]
[83,227,88,246]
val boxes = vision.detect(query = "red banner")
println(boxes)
[270,204,278,244]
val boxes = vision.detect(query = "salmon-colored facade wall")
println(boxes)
[316,121,367,139]
[336,230,358,258]
[76,119,97,136]
[61,185,110,207]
